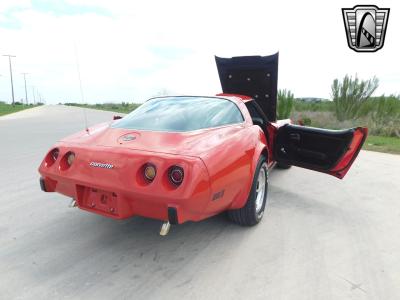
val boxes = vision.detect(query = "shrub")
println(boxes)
[302,117,312,126]
[277,89,294,119]
[366,95,400,137]
[293,100,334,112]
[331,74,379,121]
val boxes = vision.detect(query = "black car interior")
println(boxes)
[245,101,270,143]
[275,124,355,170]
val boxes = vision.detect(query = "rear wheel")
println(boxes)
[228,156,268,226]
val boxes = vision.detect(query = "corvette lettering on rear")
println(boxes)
[89,162,114,169]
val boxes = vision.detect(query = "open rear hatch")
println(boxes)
[215,54,279,121]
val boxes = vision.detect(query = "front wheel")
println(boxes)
[228,156,268,226]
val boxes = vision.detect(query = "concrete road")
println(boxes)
[1,105,399,300]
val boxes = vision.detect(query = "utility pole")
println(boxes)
[2,54,16,105]
[21,73,29,105]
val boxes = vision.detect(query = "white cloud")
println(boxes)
[0,0,399,104]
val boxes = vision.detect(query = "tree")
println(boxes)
[277,89,294,119]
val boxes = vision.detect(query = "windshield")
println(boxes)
[112,96,244,132]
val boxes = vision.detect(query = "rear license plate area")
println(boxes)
[81,187,118,216]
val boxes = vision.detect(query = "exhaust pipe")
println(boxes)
[69,198,77,208]
[159,221,171,236]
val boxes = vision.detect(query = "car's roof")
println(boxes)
[148,94,254,105]
[215,93,253,104]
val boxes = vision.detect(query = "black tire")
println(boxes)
[276,162,292,169]
[228,155,268,226]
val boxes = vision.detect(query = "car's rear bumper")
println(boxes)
[39,144,212,223]
[39,177,47,192]
[39,175,211,224]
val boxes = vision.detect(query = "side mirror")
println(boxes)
[113,115,122,120]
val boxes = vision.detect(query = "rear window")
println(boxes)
[112,96,244,132]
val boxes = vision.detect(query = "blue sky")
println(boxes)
[0,0,399,104]
[1,0,110,29]
[31,0,110,16]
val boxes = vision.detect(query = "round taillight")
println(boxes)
[144,164,157,182]
[169,166,184,186]
[67,152,75,166]
[45,148,59,167]
[51,148,59,161]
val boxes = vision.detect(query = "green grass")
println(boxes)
[64,102,141,114]
[363,135,400,155]
[0,102,42,117]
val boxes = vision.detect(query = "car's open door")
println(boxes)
[274,124,368,179]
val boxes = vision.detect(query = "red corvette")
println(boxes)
[39,54,367,233]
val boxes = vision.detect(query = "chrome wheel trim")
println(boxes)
[255,164,267,214]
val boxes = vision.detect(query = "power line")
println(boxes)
[32,86,36,104]
[2,54,16,105]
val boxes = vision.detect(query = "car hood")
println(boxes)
[215,54,278,122]
[59,122,245,157]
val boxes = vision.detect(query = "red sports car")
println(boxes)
[39,54,367,234]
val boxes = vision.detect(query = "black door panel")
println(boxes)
[275,124,354,171]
